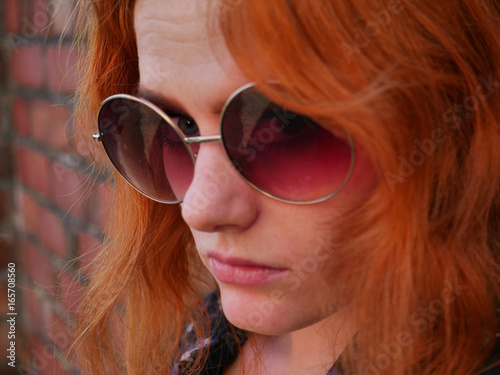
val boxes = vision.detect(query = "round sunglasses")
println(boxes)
[93,83,356,204]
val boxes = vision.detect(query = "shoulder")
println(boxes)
[174,291,247,375]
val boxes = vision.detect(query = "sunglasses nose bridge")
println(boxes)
[185,135,222,157]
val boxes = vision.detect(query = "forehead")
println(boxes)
[134,0,248,115]
[134,0,210,66]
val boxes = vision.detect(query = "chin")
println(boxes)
[218,284,314,335]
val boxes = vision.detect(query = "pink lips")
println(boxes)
[207,252,289,287]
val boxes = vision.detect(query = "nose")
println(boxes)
[181,142,259,232]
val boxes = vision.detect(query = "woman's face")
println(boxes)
[135,0,378,335]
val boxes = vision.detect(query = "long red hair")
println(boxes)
[73,0,500,373]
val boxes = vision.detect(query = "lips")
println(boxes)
[207,252,289,287]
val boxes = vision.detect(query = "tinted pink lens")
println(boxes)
[97,97,194,203]
[221,87,354,202]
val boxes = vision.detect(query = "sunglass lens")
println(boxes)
[221,87,354,202]
[97,97,194,203]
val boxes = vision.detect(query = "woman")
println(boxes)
[74,0,500,373]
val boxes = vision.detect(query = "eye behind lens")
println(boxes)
[177,115,198,136]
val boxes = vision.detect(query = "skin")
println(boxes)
[134,0,379,373]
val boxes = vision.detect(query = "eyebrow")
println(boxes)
[136,87,188,114]
[136,86,226,116]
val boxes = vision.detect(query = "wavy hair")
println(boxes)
[73,0,500,374]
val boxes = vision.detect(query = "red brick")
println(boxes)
[93,182,113,230]
[18,237,30,266]
[68,127,99,172]
[0,365,19,374]
[26,335,61,375]
[48,0,74,37]
[16,147,50,196]
[46,46,79,93]
[32,0,52,38]
[68,124,95,163]
[50,161,88,220]
[13,97,30,137]
[0,187,13,220]
[17,190,38,235]
[0,281,8,317]
[38,206,66,256]
[78,232,100,275]
[58,273,83,317]
[25,243,55,292]
[23,288,42,330]
[4,0,20,33]
[30,100,70,150]
[0,236,15,268]
[41,301,73,353]
[15,341,31,375]
[10,45,44,88]
[0,144,13,180]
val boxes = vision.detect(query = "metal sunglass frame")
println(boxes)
[93,82,357,205]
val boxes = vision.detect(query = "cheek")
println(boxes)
[188,143,378,334]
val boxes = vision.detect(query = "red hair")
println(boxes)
[73,0,500,373]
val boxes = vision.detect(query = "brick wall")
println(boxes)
[1,0,110,374]
[1,0,17,373]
